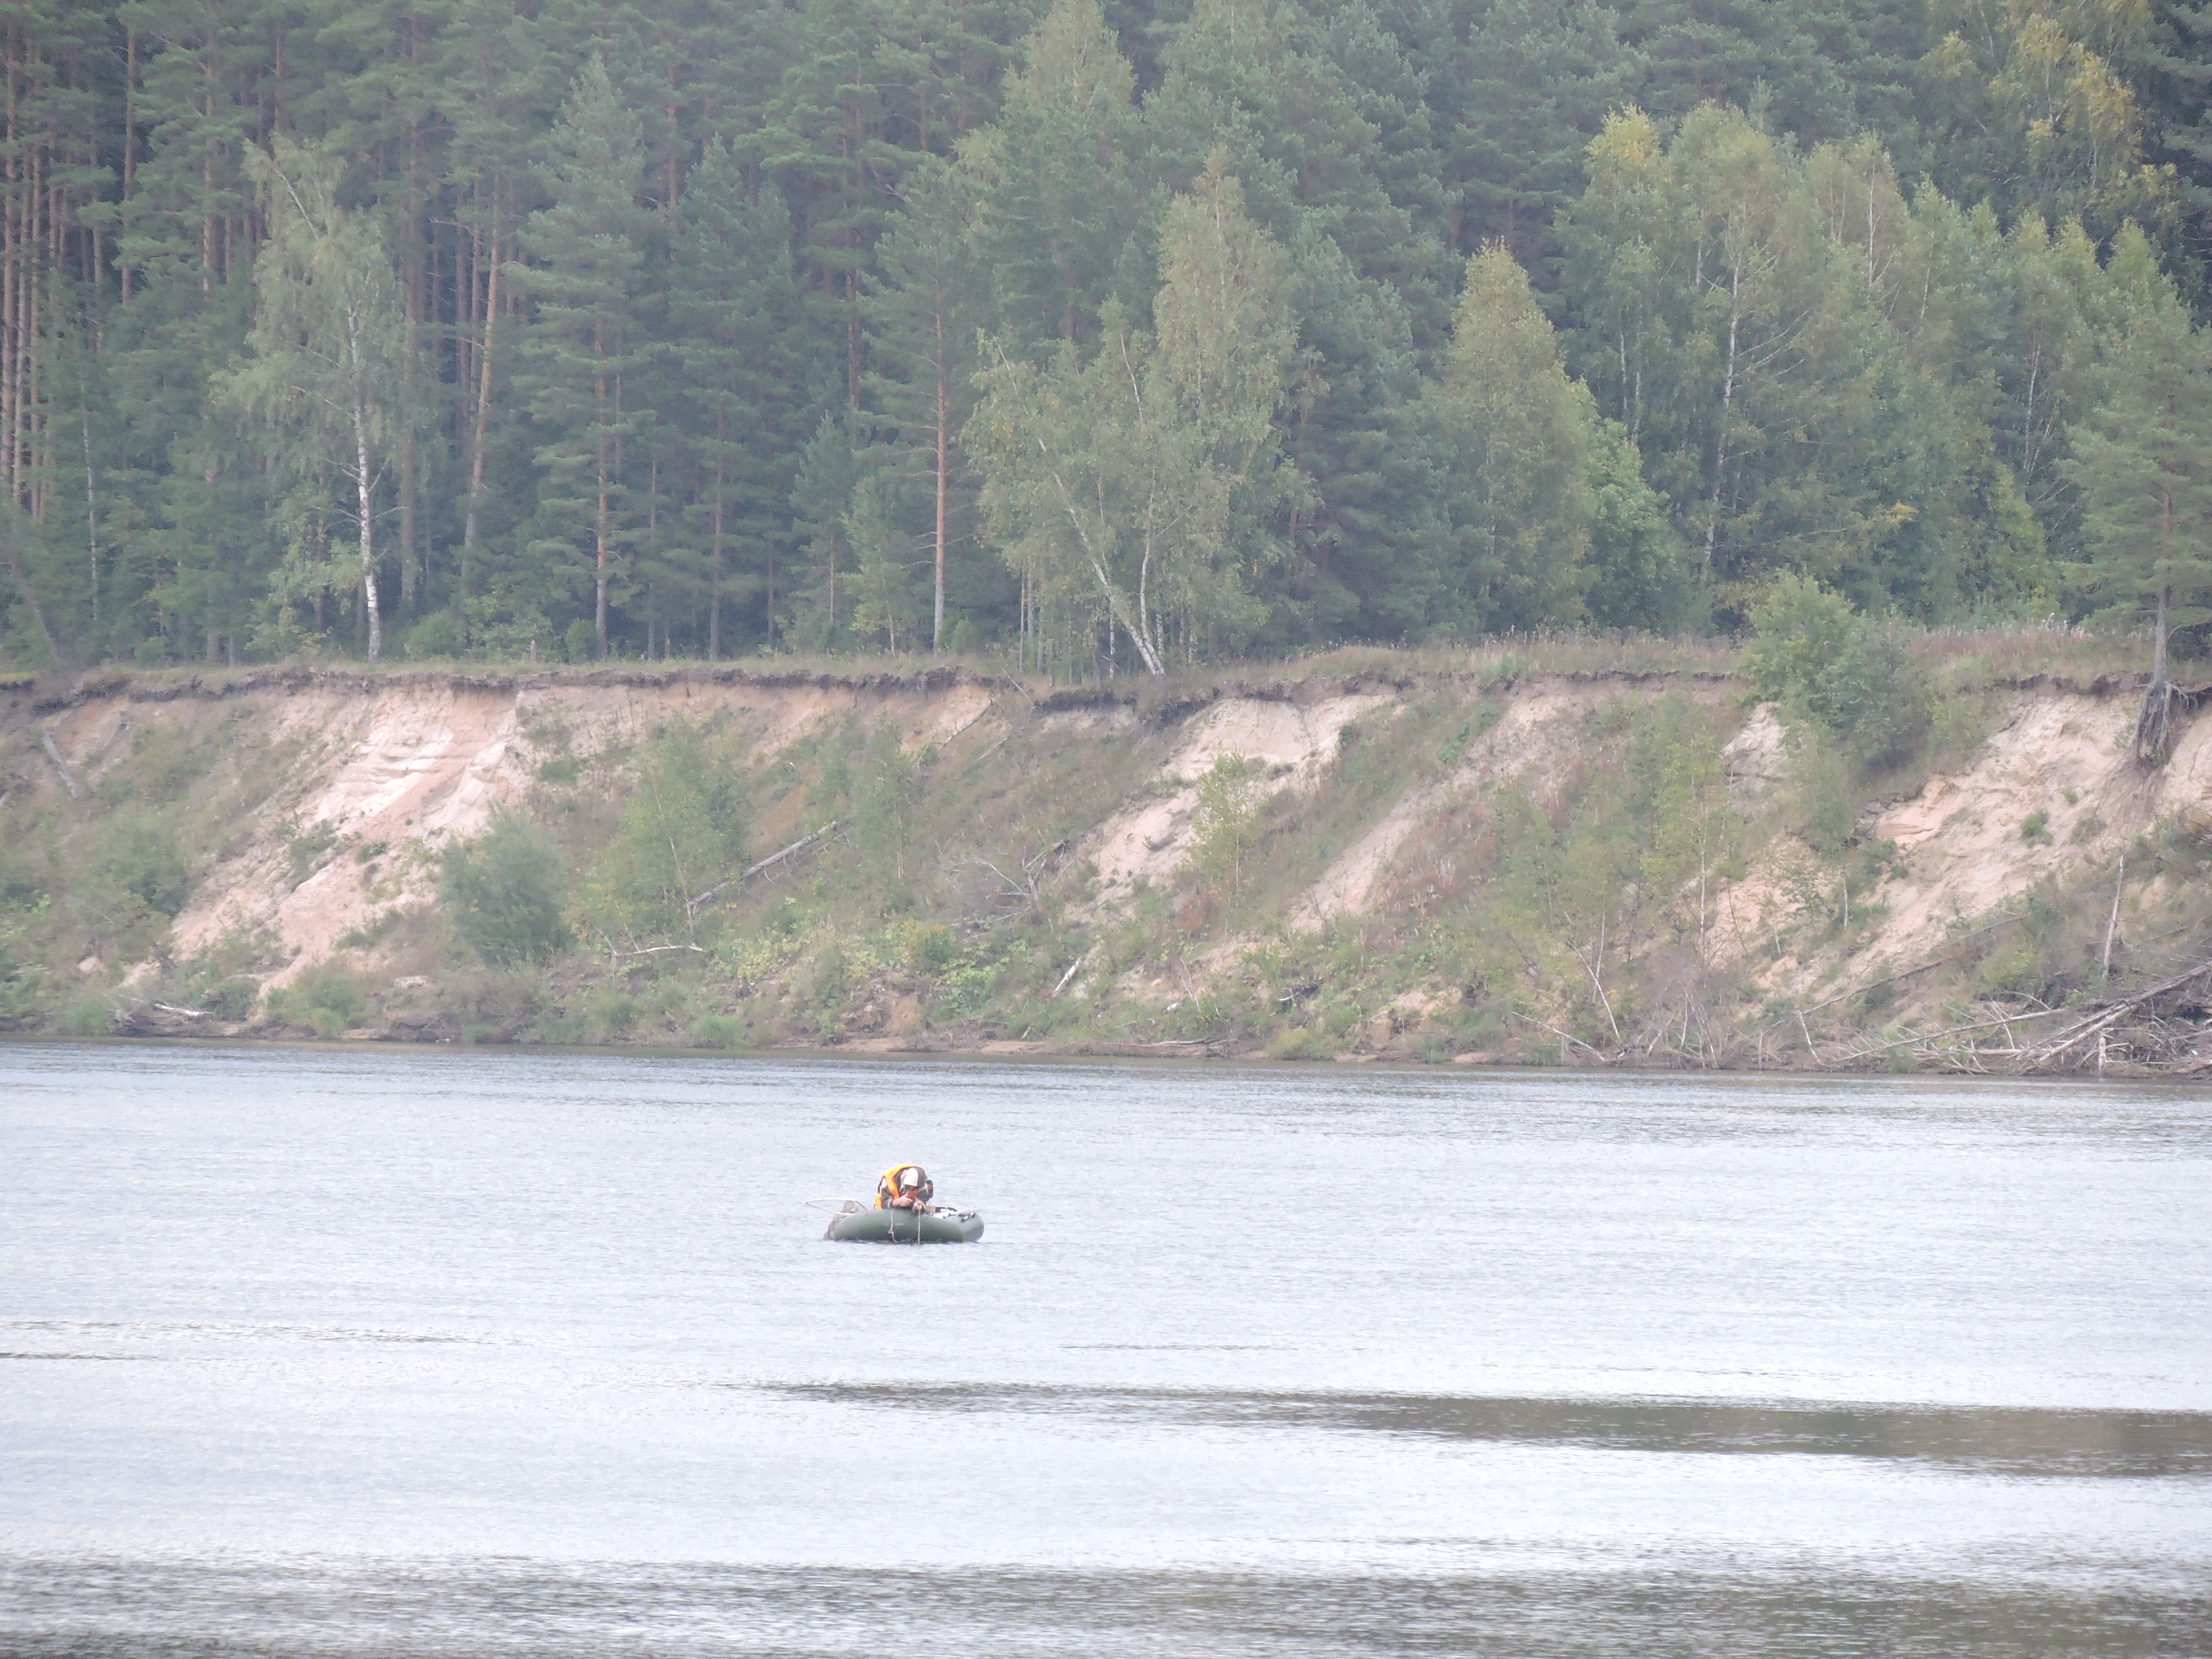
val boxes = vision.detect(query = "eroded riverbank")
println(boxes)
[6,651,2211,1075]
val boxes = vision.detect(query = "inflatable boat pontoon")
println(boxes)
[812,1198,984,1243]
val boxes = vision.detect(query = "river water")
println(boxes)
[3,1043,2209,1656]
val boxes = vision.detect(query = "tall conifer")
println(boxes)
[669,141,810,655]
[513,55,650,659]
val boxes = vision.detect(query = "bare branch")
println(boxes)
[689,820,841,910]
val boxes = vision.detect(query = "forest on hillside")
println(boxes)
[0,0,2211,679]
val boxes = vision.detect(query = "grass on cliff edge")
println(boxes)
[1,616,2168,704]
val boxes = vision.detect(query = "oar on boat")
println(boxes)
[805,1197,866,1240]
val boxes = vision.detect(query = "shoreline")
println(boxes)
[5,1029,2204,1083]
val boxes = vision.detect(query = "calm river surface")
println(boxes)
[3,1043,2210,1656]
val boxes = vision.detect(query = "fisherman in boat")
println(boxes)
[876,1163,934,1212]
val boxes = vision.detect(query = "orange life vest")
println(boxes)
[876,1164,932,1208]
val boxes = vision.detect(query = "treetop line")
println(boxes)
[0,0,2207,681]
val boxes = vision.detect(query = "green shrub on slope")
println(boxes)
[441,813,570,966]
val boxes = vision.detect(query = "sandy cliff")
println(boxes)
[4,658,2207,1064]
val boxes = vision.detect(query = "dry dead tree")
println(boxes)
[966,838,1069,929]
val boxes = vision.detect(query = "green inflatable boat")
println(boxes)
[814,1199,985,1243]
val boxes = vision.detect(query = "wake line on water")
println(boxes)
[754,1382,2212,1479]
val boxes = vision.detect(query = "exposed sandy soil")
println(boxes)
[1289,679,1742,930]
[1721,705,1791,817]
[1083,692,1391,906]
[1719,684,2212,995]
[12,662,2206,1032]
[1855,687,2212,974]
[25,668,995,987]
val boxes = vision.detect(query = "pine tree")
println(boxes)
[1425,244,1591,632]
[864,154,984,649]
[787,408,864,647]
[668,139,810,656]
[1426,0,1639,275]
[2061,228,2212,762]
[100,0,272,663]
[6,0,2210,670]
[435,0,571,623]
[760,0,913,409]
[971,0,1144,353]
[512,55,651,659]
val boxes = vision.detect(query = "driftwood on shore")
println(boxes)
[1832,958,2212,1077]
[1507,949,2212,1078]
[2007,958,2212,1075]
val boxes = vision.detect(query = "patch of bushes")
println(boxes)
[265,965,371,1037]
[570,724,749,948]
[1811,623,1933,770]
[1975,893,2072,1000]
[56,995,117,1036]
[1438,722,1474,769]
[90,810,190,917]
[935,945,1002,1019]
[1747,575,1934,770]
[0,843,43,908]
[439,966,541,1042]
[528,1007,589,1045]
[440,813,569,966]
[1744,576,1860,705]
[0,943,31,1029]
[800,943,851,1029]
[1269,1026,1330,1060]
[1191,755,1262,899]
[688,1013,747,1049]
[834,720,923,893]
[333,910,402,951]
[586,990,637,1042]
[903,921,958,975]
[126,724,200,803]
[286,825,339,888]
[401,610,464,661]
[161,934,283,1020]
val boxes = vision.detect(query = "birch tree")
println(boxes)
[1562,106,1937,606]
[220,138,410,661]
[970,161,1299,673]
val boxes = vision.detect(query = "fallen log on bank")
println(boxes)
[2008,958,2212,1075]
